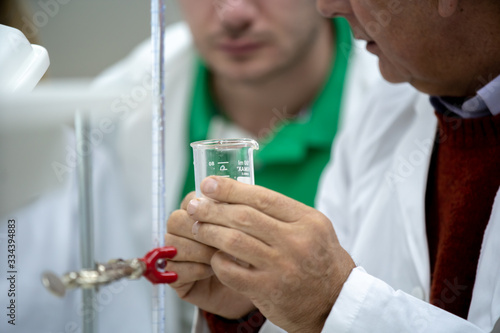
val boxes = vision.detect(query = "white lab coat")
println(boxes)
[316,80,500,332]
[193,82,500,332]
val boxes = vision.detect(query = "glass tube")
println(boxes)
[75,110,97,333]
[151,0,167,332]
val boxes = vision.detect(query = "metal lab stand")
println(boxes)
[75,110,97,333]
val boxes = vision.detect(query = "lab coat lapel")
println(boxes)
[468,188,500,331]
[163,44,196,215]
[393,94,436,298]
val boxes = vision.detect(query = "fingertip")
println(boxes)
[201,176,219,194]
[187,199,200,215]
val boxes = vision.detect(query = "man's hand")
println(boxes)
[165,192,256,319]
[186,176,356,333]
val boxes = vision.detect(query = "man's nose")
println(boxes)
[216,0,257,35]
[316,0,352,18]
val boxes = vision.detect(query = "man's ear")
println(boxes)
[438,0,458,17]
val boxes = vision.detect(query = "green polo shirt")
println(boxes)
[180,18,352,207]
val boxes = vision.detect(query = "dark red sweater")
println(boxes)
[203,309,265,333]
[426,112,500,318]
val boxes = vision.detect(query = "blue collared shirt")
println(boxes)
[430,74,500,118]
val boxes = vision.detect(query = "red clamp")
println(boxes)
[140,247,178,284]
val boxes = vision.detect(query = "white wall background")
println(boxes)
[24,0,182,78]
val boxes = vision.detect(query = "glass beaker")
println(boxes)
[190,138,259,198]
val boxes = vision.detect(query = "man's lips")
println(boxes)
[366,41,378,53]
[352,32,374,44]
[351,33,377,52]
[218,40,263,56]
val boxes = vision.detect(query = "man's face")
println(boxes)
[316,0,469,96]
[177,0,328,83]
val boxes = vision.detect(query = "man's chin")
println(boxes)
[378,62,409,85]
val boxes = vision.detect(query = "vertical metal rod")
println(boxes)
[151,1,167,332]
[75,110,97,333]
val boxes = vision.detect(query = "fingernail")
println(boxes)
[202,177,218,194]
[187,199,199,215]
[192,221,201,236]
